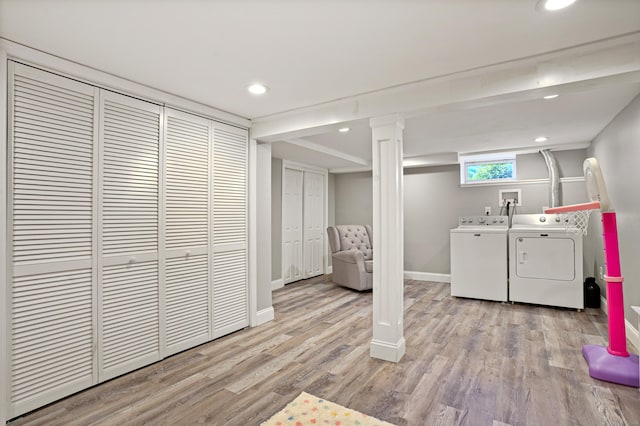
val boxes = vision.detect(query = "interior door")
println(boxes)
[98,90,162,381]
[303,171,324,278]
[8,62,98,418]
[283,168,304,284]
[163,108,212,355]
[212,123,249,338]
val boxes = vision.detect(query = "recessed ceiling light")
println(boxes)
[543,94,559,99]
[535,136,549,143]
[248,83,268,95]
[541,0,577,11]
[338,127,350,133]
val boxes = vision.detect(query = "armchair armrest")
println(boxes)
[332,249,365,264]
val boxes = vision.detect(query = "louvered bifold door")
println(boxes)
[99,91,162,381]
[8,63,98,417]
[163,108,211,355]
[212,123,249,338]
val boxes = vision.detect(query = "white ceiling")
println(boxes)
[2,0,640,171]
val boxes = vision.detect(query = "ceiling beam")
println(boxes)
[251,32,640,141]
[283,137,370,167]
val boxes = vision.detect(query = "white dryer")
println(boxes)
[509,214,583,309]
[450,215,508,302]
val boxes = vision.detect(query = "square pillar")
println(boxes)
[370,114,405,362]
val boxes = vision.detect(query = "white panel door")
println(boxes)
[163,108,211,355]
[99,90,161,381]
[8,63,97,417]
[303,171,324,278]
[283,168,304,284]
[212,123,248,338]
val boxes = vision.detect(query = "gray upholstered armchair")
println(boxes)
[326,225,373,291]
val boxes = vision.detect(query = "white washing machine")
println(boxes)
[509,214,583,309]
[450,215,509,302]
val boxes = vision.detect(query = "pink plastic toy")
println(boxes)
[545,158,639,387]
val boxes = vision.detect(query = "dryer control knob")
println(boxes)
[555,216,561,222]
[499,218,505,223]
[539,216,547,222]
[492,218,497,223]
[478,217,486,223]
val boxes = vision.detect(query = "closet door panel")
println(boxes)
[163,109,211,354]
[303,172,324,279]
[8,63,97,417]
[102,95,160,256]
[212,124,248,338]
[99,91,161,381]
[283,168,304,284]
[102,260,159,378]
[165,254,209,352]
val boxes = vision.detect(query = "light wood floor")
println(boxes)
[10,277,640,426]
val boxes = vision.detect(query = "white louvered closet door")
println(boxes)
[8,63,98,418]
[99,91,162,381]
[212,123,249,338]
[163,108,211,355]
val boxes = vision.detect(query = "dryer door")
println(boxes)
[514,236,575,280]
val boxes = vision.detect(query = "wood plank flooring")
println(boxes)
[10,277,640,425]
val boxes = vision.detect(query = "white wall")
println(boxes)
[587,93,640,324]
[256,143,272,311]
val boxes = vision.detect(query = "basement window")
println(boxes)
[459,153,516,185]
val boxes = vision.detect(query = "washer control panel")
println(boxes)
[511,214,566,227]
[459,215,508,226]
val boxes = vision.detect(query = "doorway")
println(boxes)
[282,161,328,285]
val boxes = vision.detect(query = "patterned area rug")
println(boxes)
[261,392,395,426]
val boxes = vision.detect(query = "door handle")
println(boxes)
[519,251,527,264]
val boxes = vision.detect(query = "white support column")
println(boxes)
[369,114,405,363]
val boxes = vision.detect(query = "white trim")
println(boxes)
[283,159,329,174]
[404,271,451,283]
[329,165,373,174]
[326,266,333,275]
[460,176,585,188]
[599,296,639,353]
[370,337,406,363]
[0,43,9,426]
[0,38,249,129]
[271,278,285,291]
[248,139,258,327]
[627,319,640,353]
[323,172,329,276]
[256,307,275,326]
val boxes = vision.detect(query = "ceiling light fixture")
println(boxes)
[541,0,577,11]
[535,136,549,143]
[338,127,350,133]
[543,94,559,99]
[248,83,269,95]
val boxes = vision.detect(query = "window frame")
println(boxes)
[459,153,517,185]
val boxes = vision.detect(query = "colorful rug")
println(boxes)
[261,391,395,426]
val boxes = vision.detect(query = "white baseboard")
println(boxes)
[600,295,639,352]
[403,271,451,283]
[326,266,333,274]
[370,337,406,363]
[256,307,274,326]
[271,278,284,291]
